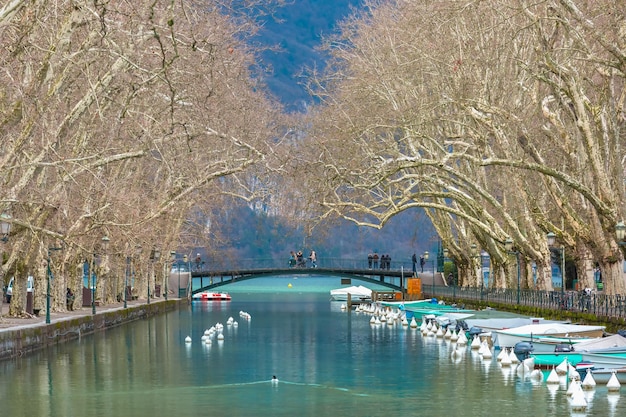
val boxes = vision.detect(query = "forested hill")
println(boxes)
[256,0,361,112]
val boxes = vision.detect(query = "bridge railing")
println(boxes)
[193,257,416,272]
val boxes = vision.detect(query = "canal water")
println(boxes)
[1,276,624,417]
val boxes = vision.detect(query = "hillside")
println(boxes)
[256,0,361,112]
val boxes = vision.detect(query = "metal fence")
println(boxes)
[432,285,626,320]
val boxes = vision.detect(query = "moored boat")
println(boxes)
[495,323,605,350]
[192,292,231,301]
[403,305,474,321]
[580,350,626,369]
[330,285,372,301]
[528,334,626,367]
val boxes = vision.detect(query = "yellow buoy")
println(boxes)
[288,283,292,288]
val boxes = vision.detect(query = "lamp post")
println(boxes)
[92,235,110,315]
[423,251,435,298]
[505,237,521,305]
[547,232,565,302]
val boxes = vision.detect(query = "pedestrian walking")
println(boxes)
[420,255,425,273]
[412,253,417,273]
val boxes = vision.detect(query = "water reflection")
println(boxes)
[2,289,626,417]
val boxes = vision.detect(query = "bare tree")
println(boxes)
[301,0,626,293]
[0,0,284,315]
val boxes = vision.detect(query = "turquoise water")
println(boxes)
[1,276,625,416]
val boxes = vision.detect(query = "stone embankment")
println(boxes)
[0,299,180,361]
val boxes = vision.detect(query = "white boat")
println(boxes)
[330,285,372,301]
[580,350,626,369]
[495,323,605,350]
[192,292,231,301]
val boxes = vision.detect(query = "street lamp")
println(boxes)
[92,235,110,315]
[547,232,565,301]
[505,237,521,305]
[423,251,435,298]
[148,247,161,304]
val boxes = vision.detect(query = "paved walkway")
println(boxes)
[0,296,167,331]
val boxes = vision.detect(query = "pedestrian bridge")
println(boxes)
[188,266,428,296]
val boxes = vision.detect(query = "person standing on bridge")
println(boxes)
[309,250,317,268]
[412,253,417,274]
[373,253,379,269]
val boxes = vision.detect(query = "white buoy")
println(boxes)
[436,327,444,338]
[444,328,452,339]
[567,377,580,396]
[205,337,212,344]
[482,345,493,360]
[340,304,346,310]
[402,317,409,326]
[471,335,481,350]
[370,316,376,325]
[509,350,520,364]
[556,358,569,376]
[497,348,507,362]
[204,329,211,336]
[569,381,588,411]
[185,336,192,343]
[529,369,544,382]
[420,318,427,331]
[546,368,560,385]
[450,330,459,342]
[410,317,418,328]
[451,345,464,360]
[500,351,512,367]
[217,333,224,341]
[607,371,621,392]
[581,371,596,390]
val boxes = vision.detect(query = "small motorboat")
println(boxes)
[193,292,232,301]
[330,285,372,301]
